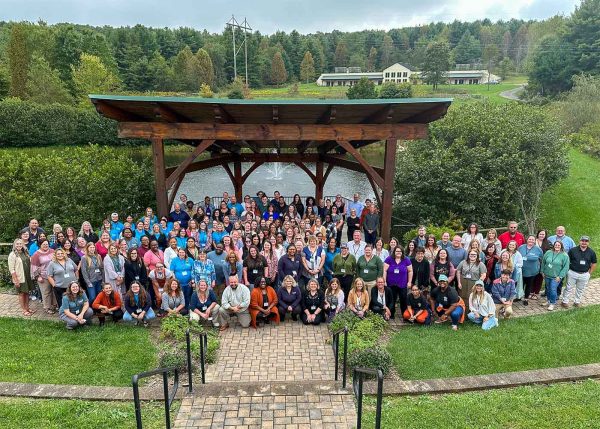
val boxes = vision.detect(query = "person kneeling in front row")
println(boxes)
[468,280,498,330]
[60,281,94,330]
[123,281,156,327]
[492,269,516,319]
[403,284,430,325]
[370,277,393,320]
[217,275,251,331]
[161,278,189,316]
[277,275,302,321]
[250,276,280,328]
[301,278,324,325]
[92,282,123,326]
[347,277,370,319]
[190,279,221,327]
[429,274,465,331]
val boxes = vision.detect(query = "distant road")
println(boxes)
[500,84,525,101]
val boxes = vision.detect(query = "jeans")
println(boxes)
[123,307,156,323]
[467,312,498,330]
[545,277,561,305]
[86,281,102,303]
[436,306,463,326]
[564,270,590,304]
[181,284,193,309]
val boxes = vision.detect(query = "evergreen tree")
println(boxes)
[0,67,9,99]
[334,40,348,67]
[528,35,575,96]
[498,57,514,80]
[367,47,378,72]
[7,24,30,98]
[564,0,600,75]
[172,46,197,91]
[195,48,215,87]
[453,30,481,64]
[299,51,315,84]
[380,34,395,68]
[71,53,120,106]
[148,51,174,91]
[270,51,287,86]
[26,55,73,104]
[421,41,451,90]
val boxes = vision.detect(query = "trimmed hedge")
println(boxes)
[0,98,137,147]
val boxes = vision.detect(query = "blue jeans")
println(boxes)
[545,277,561,305]
[436,306,463,326]
[181,284,192,309]
[467,312,498,330]
[123,307,156,323]
[86,281,102,303]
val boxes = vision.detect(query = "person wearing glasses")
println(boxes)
[563,236,597,308]
[498,221,525,250]
[455,250,487,312]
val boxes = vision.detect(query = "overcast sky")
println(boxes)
[1,0,580,34]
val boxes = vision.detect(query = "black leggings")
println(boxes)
[53,287,65,308]
[523,276,536,299]
[390,286,407,318]
[336,275,354,304]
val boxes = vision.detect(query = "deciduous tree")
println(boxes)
[421,41,451,90]
[270,51,287,86]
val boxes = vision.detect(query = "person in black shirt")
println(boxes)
[429,274,464,330]
[301,278,324,325]
[369,277,393,320]
[411,247,431,295]
[404,285,430,324]
[563,236,597,307]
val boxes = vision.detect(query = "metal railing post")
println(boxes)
[352,367,384,429]
[342,327,348,388]
[131,366,179,429]
[185,329,193,393]
[333,331,339,381]
[375,369,383,429]
[199,332,207,384]
[132,375,143,429]
[355,369,363,429]
[162,371,171,428]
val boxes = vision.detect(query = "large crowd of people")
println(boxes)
[8,191,597,332]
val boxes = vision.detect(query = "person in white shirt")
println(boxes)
[348,230,366,259]
[217,275,251,330]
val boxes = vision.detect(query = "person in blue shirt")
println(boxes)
[139,207,158,228]
[211,223,228,247]
[202,196,215,218]
[518,235,543,306]
[548,226,576,252]
[175,228,189,249]
[59,281,94,330]
[170,248,195,308]
[323,237,340,283]
[227,196,244,217]
[193,251,216,290]
[110,213,124,240]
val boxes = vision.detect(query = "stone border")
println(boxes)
[362,363,600,395]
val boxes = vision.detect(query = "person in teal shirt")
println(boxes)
[323,237,340,283]
[518,235,543,306]
[169,248,194,308]
[540,241,570,311]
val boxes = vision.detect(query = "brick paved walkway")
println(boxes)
[174,322,356,429]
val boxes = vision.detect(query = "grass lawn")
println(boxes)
[0,397,176,429]
[540,148,600,263]
[0,317,156,386]
[362,380,600,429]
[387,306,600,380]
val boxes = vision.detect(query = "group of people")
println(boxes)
[8,190,596,332]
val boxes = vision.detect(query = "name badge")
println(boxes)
[253,269,258,274]
[292,271,297,276]
[136,308,142,314]
[311,305,316,310]
[393,269,399,274]
[364,269,369,274]
[75,309,80,315]
[465,273,472,279]
[580,260,586,265]
[182,271,187,276]
[522,257,528,261]
[158,288,164,294]
[263,302,269,308]
[341,268,346,273]
[331,305,337,310]
[443,297,448,302]
[548,264,553,269]
[64,273,70,278]
[201,306,207,311]
[94,269,101,273]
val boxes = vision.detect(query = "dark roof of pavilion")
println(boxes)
[89,94,452,125]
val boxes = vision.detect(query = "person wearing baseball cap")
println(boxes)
[429,274,465,331]
[563,235,597,308]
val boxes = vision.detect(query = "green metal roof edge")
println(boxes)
[89,94,453,105]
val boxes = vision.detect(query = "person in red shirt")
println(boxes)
[498,221,526,250]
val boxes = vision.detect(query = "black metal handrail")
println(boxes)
[132,366,179,429]
[185,329,209,392]
[331,326,349,388]
[353,367,384,429]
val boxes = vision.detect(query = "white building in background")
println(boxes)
[316,63,500,86]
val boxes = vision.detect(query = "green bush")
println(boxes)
[0,98,138,147]
[159,313,204,341]
[0,145,155,241]
[329,309,361,333]
[379,82,413,99]
[0,260,14,293]
[158,344,187,370]
[348,346,392,376]
[568,132,600,158]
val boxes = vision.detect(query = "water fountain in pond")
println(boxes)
[263,151,294,180]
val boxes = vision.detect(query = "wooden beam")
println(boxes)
[165,139,215,189]
[214,104,236,124]
[165,155,231,176]
[93,100,142,122]
[401,103,450,123]
[315,161,324,202]
[381,139,398,243]
[323,163,334,185]
[118,122,429,141]
[366,174,382,208]
[336,140,385,189]
[151,137,169,217]
[318,140,340,154]
[240,140,260,153]
[320,154,385,177]
[317,106,336,124]
[272,106,279,124]
[222,163,235,184]
[168,174,185,209]
[297,140,315,154]
[229,153,321,163]
[293,162,316,184]
[233,159,243,200]
[214,140,241,154]
[242,162,264,183]
[154,103,192,123]
[361,104,394,123]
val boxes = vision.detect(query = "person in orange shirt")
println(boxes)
[249,276,280,328]
[92,283,123,326]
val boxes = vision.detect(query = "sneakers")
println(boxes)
[523,300,529,306]
[540,300,548,306]
[574,302,581,308]
[143,321,149,328]
[451,325,458,331]
[548,304,555,311]
[561,302,569,309]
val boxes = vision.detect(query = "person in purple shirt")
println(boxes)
[277,275,302,321]
[383,246,413,319]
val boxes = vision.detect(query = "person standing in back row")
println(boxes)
[562,236,597,308]
[498,221,525,250]
[363,204,379,246]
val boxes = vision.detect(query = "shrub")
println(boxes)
[568,132,600,158]
[348,346,392,376]
[329,309,360,333]
[158,344,187,370]
[379,82,413,99]
[160,313,204,341]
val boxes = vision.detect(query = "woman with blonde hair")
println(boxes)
[347,277,370,319]
[482,228,502,256]
[277,275,302,321]
[79,221,98,243]
[324,277,345,322]
[467,280,498,330]
[8,238,34,316]
[80,241,104,302]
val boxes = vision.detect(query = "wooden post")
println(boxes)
[233,158,243,201]
[315,161,324,202]
[381,139,397,243]
[151,137,169,217]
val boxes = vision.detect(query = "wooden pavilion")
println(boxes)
[90,95,452,242]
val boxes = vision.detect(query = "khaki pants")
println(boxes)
[190,304,221,327]
[495,303,513,319]
[217,306,251,328]
[364,280,376,295]
[38,279,56,310]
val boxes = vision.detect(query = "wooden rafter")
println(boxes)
[165,139,215,189]
[336,140,385,189]
[293,162,317,184]
[214,104,236,124]
[361,104,394,123]
[168,174,185,208]
[320,154,384,177]
[93,100,142,122]
[154,103,192,123]
[221,163,235,184]
[317,106,336,124]
[242,162,264,182]
[401,103,450,123]
[323,163,334,184]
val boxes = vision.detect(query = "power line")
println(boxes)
[226,15,252,84]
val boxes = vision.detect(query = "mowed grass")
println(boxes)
[362,380,600,429]
[540,148,600,262]
[387,306,600,380]
[0,317,157,386]
[0,398,175,429]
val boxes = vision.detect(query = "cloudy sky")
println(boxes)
[1,0,580,33]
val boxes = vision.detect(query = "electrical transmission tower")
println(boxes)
[226,15,252,85]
